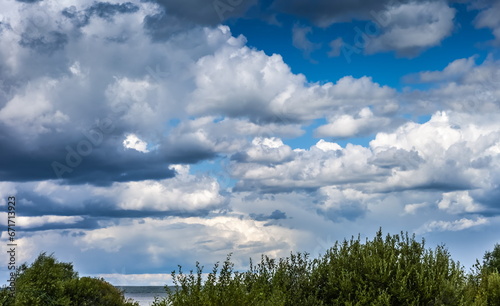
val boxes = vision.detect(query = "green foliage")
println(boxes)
[463,244,500,306]
[484,244,500,273]
[0,253,138,306]
[64,277,139,306]
[311,230,466,305]
[155,229,500,306]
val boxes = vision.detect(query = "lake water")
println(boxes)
[117,286,168,306]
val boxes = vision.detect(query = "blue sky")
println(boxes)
[1,0,500,286]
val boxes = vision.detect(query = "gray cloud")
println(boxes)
[250,209,287,221]
[62,2,140,28]
[370,148,424,171]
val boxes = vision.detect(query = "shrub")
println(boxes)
[155,229,472,305]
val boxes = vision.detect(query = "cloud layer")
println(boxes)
[0,0,499,286]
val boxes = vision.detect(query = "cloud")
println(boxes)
[402,56,500,114]
[0,213,84,229]
[403,56,478,83]
[316,187,373,222]
[123,134,149,153]
[250,209,288,221]
[437,191,484,214]
[314,107,394,138]
[473,1,500,45]
[272,0,456,56]
[271,0,395,27]
[231,139,385,193]
[365,1,456,57]
[292,24,321,60]
[232,137,293,164]
[2,0,500,286]
[189,37,397,124]
[143,0,257,40]
[1,215,306,274]
[0,1,255,185]
[327,37,343,57]
[404,202,429,215]
[369,148,424,171]
[95,273,173,286]
[416,217,488,234]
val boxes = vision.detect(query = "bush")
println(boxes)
[155,229,475,305]
[464,244,500,306]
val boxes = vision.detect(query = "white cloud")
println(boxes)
[314,139,342,152]
[437,191,484,214]
[0,213,83,228]
[404,56,478,83]
[403,202,429,215]
[241,137,293,163]
[189,41,396,124]
[366,1,456,56]
[315,107,392,138]
[416,217,488,234]
[123,134,149,153]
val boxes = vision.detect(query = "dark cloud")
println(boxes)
[19,31,68,53]
[13,190,216,232]
[370,148,424,171]
[271,0,397,27]
[319,202,366,222]
[143,0,257,40]
[61,2,140,28]
[250,209,287,221]
[0,130,177,186]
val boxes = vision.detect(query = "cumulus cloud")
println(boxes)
[123,134,149,153]
[403,56,478,83]
[402,56,500,114]
[231,110,500,223]
[437,191,485,214]
[272,0,456,56]
[232,137,293,164]
[365,1,456,56]
[2,0,500,286]
[315,107,394,138]
[231,139,384,192]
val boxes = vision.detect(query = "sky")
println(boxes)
[0,0,500,286]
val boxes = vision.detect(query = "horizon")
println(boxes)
[1,0,500,286]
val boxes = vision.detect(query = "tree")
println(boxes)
[484,243,500,273]
[0,253,138,306]
[65,277,138,306]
